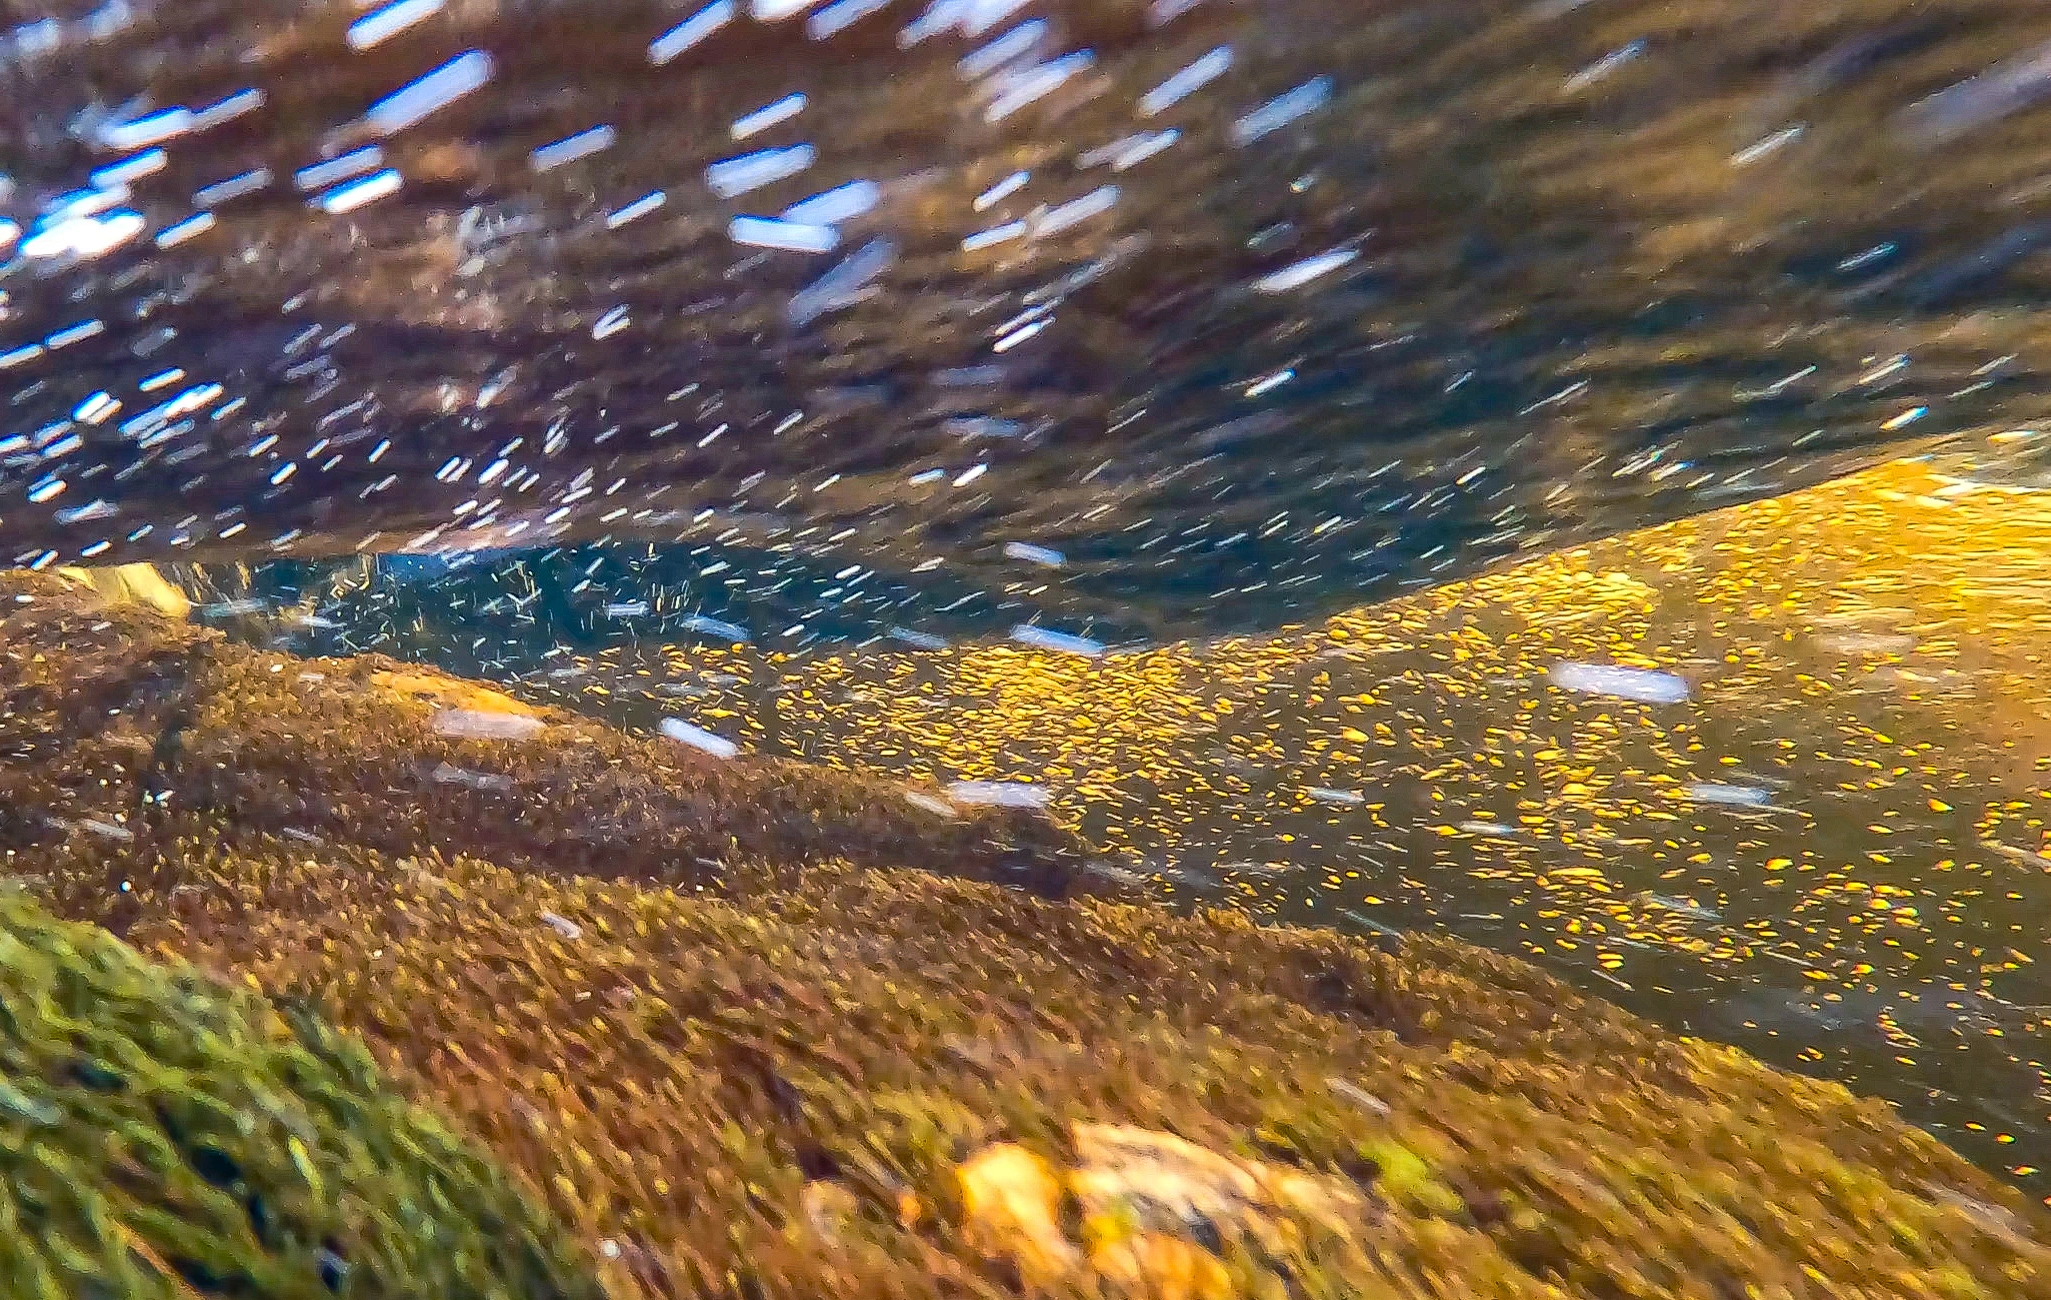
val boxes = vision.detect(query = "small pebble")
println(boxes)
[1327,1076,1392,1116]
[1548,662,1690,705]
[433,709,544,740]
[904,791,959,818]
[945,780,1052,809]
[660,718,739,758]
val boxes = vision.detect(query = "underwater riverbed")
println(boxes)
[127,452,2051,1195]
[11,0,2051,1222]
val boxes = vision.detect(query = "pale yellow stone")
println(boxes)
[1070,1123,1359,1258]
[371,668,537,717]
[956,1143,1077,1281]
[55,564,191,620]
[1091,1232,1233,1300]
[956,1125,1361,1296]
[799,1179,859,1241]
[1071,1124,1262,1226]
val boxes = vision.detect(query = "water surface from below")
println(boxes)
[7,0,2051,636]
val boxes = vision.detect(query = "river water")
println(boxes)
[8,0,2051,1195]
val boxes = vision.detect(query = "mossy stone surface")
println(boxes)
[1,568,2048,1297]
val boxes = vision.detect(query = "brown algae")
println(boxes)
[0,568,2045,1298]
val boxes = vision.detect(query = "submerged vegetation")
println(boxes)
[0,567,2047,1295]
[0,890,601,1299]
[0,566,1097,915]
[8,0,2051,1288]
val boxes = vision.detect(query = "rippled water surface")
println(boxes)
[11,0,2051,1195]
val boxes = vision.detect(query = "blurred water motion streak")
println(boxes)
[7,0,2051,636]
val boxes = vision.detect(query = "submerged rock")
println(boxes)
[19,567,1104,901]
[0,567,2047,1299]
[959,1123,1364,1295]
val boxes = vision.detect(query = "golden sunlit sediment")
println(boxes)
[525,459,2051,1181]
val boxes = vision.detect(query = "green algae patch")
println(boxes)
[1354,1138,1464,1219]
[0,889,602,1299]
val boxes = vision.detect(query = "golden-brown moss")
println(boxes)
[8,568,1105,908]
[4,567,2049,1299]
[11,831,2033,1300]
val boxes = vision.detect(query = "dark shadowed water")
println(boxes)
[11,0,2051,1194]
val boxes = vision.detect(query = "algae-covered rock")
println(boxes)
[15,567,1103,904]
[0,888,602,1300]
[41,834,2041,1300]
[5,567,2051,1299]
